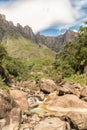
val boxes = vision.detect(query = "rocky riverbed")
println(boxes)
[0,78,87,130]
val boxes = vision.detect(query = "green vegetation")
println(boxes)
[0,40,55,82]
[0,20,87,88]
[0,33,56,82]
[2,57,30,80]
[0,43,9,90]
[1,37,55,59]
[0,77,9,92]
[64,74,87,86]
[0,44,7,61]
[54,23,87,84]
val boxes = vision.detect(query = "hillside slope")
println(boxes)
[0,14,55,59]
[1,36,55,59]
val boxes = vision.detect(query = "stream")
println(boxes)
[29,96,56,115]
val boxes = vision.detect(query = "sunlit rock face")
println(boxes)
[0,89,21,130]
[10,89,29,111]
[44,93,87,129]
[34,117,67,130]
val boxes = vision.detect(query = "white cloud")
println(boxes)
[72,29,78,32]
[70,0,87,19]
[0,0,74,33]
[0,0,86,33]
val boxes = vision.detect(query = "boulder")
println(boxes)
[67,112,87,130]
[10,89,29,111]
[2,107,21,130]
[44,93,87,129]
[0,89,12,119]
[59,83,81,97]
[28,95,38,108]
[35,91,45,101]
[34,117,67,130]
[44,93,87,109]
[20,123,33,130]
[80,86,87,97]
[28,97,38,108]
[0,89,21,130]
[40,78,58,93]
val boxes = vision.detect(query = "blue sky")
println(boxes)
[0,0,87,36]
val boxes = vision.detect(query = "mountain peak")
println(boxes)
[0,14,6,20]
[63,29,78,43]
[65,29,78,34]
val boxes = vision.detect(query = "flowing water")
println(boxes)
[30,98,56,115]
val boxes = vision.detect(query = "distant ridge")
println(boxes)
[0,13,78,52]
[36,30,78,51]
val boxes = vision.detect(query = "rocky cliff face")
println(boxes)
[36,30,78,51]
[0,14,35,41]
[17,23,35,40]
[0,14,14,28]
[63,30,78,43]
[0,14,14,41]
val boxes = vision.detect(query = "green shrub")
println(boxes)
[64,74,87,85]
[0,76,9,92]
[0,44,7,62]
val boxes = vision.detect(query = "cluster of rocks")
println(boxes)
[0,78,87,130]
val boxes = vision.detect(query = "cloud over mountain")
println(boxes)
[0,0,87,34]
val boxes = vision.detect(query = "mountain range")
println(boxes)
[0,13,78,55]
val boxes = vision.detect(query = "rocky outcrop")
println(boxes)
[0,14,13,29]
[0,14,6,20]
[63,30,78,43]
[17,23,35,40]
[0,89,21,130]
[0,14,35,42]
[24,25,35,40]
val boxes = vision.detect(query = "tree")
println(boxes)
[54,22,87,79]
[0,44,7,63]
